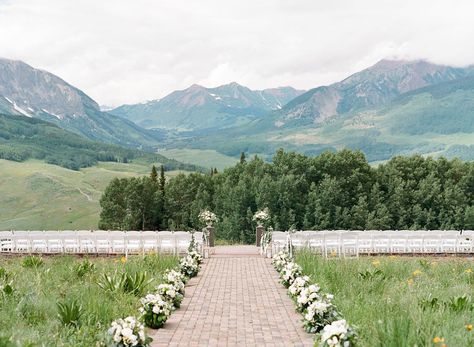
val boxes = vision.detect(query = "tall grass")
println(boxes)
[296,251,474,346]
[0,254,178,346]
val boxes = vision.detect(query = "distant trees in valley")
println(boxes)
[99,149,474,243]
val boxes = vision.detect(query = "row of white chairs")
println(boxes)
[0,230,203,255]
[271,230,474,257]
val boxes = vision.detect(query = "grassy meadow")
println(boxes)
[160,148,239,171]
[297,251,474,346]
[0,254,178,346]
[0,159,184,231]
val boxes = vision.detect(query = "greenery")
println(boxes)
[0,159,186,231]
[100,149,474,243]
[0,254,178,346]
[297,250,474,346]
[0,114,200,171]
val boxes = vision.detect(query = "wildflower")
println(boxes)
[433,336,445,343]
[466,324,473,331]
[372,260,381,266]
[120,256,127,264]
[407,278,414,285]
[412,269,422,276]
[465,269,472,274]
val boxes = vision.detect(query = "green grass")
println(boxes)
[0,159,182,230]
[160,149,239,171]
[296,251,474,347]
[0,254,178,346]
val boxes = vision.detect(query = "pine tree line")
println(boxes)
[99,149,474,243]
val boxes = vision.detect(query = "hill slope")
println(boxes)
[0,58,162,147]
[0,113,199,171]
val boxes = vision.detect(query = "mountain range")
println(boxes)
[110,83,304,131]
[1,57,474,167]
[0,58,162,148]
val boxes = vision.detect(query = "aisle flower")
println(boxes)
[253,208,270,226]
[188,249,203,265]
[179,256,199,278]
[303,295,339,333]
[198,210,217,226]
[107,316,151,347]
[296,284,322,312]
[156,283,184,309]
[163,269,186,294]
[288,275,310,298]
[272,251,291,272]
[317,319,358,347]
[139,293,172,329]
[280,262,302,288]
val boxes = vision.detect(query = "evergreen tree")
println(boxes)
[150,165,158,182]
[240,152,246,164]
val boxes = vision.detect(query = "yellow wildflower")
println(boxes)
[433,336,445,343]
[441,344,447,347]
[120,256,127,264]
[372,260,381,266]
[412,269,422,276]
[407,278,414,285]
[466,324,473,331]
[465,268,472,274]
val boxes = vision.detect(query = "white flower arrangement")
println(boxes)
[163,269,186,295]
[272,251,291,272]
[296,284,322,312]
[179,256,199,278]
[317,319,358,347]
[107,316,151,347]
[280,261,302,288]
[156,283,184,309]
[303,294,339,333]
[253,208,270,225]
[139,293,172,329]
[198,210,217,226]
[187,249,203,265]
[288,275,310,298]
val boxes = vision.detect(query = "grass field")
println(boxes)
[296,251,474,346]
[0,254,178,346]
[0,159,183,231]
[160,149,238,171]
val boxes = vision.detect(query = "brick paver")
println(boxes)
[151,246,313,347]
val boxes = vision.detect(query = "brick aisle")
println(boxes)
[151,246,313,347]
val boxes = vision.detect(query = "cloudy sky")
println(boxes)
[0,0,473,106]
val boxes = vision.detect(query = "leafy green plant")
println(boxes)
[123,272,153,296]
[358,269,385,280]
[21,256,44,268]
[57,300,84,327]
[97,272,126,293]
[73,259,96,278]
[418,259,430,271]
[418,294,440,310]
[0,267,10,281]
[446,295,472,312]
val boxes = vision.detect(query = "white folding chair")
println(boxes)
[174,231,191,254]
[158,231,175,254]
[372,233,390,254]
[108,231,126,254]
[341,232,359,258]
[324,232,341,258]
[61,230,79,253]
[30,231,47,253]
[141,231,159,254]
[78,230,96,253]
[125,231,142,255]
[423,233,441,253]
[94,230,111,254]
[0,231,13,253]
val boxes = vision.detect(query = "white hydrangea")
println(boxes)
[272,251,291,272]
[280,262,302,287]
[253,208,270,224]
[296,284,321,310]
[288,275,310,297]
[179,256,199,278]
[163,269,186,294]
[320,319,353,347]
[108,316,148,347]
[198,210,217,225]
[139,293,172,317]
[156,283,184,309]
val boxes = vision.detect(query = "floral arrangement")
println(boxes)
[179,256,199,278]
[271,250,357,345]
[107,316,151,347]
[163,269,186,294]
[156,283,183,309]
[198,210,217,226]
[317,319,358,347]
[139,293,172,329]
[272,251,292,272]
[296,284,322,312]
[253,208,270,226]
[288,275,310,298]
[280,262,302,288]
[188,249,203,265]
[303,296,339,333]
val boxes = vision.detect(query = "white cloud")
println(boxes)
[0,0,473,106]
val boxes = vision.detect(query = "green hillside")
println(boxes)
[0,159,184,230]
[0,113,199,171]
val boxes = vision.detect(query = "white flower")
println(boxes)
[320,320,351,347]
[253,208,270,223]
[108,316,148,346]
[288,275,310,296]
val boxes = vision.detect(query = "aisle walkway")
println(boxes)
[151,246,313,347]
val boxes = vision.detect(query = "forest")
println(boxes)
[99,149,474,243]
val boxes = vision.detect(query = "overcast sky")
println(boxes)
[0,0,473,106]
